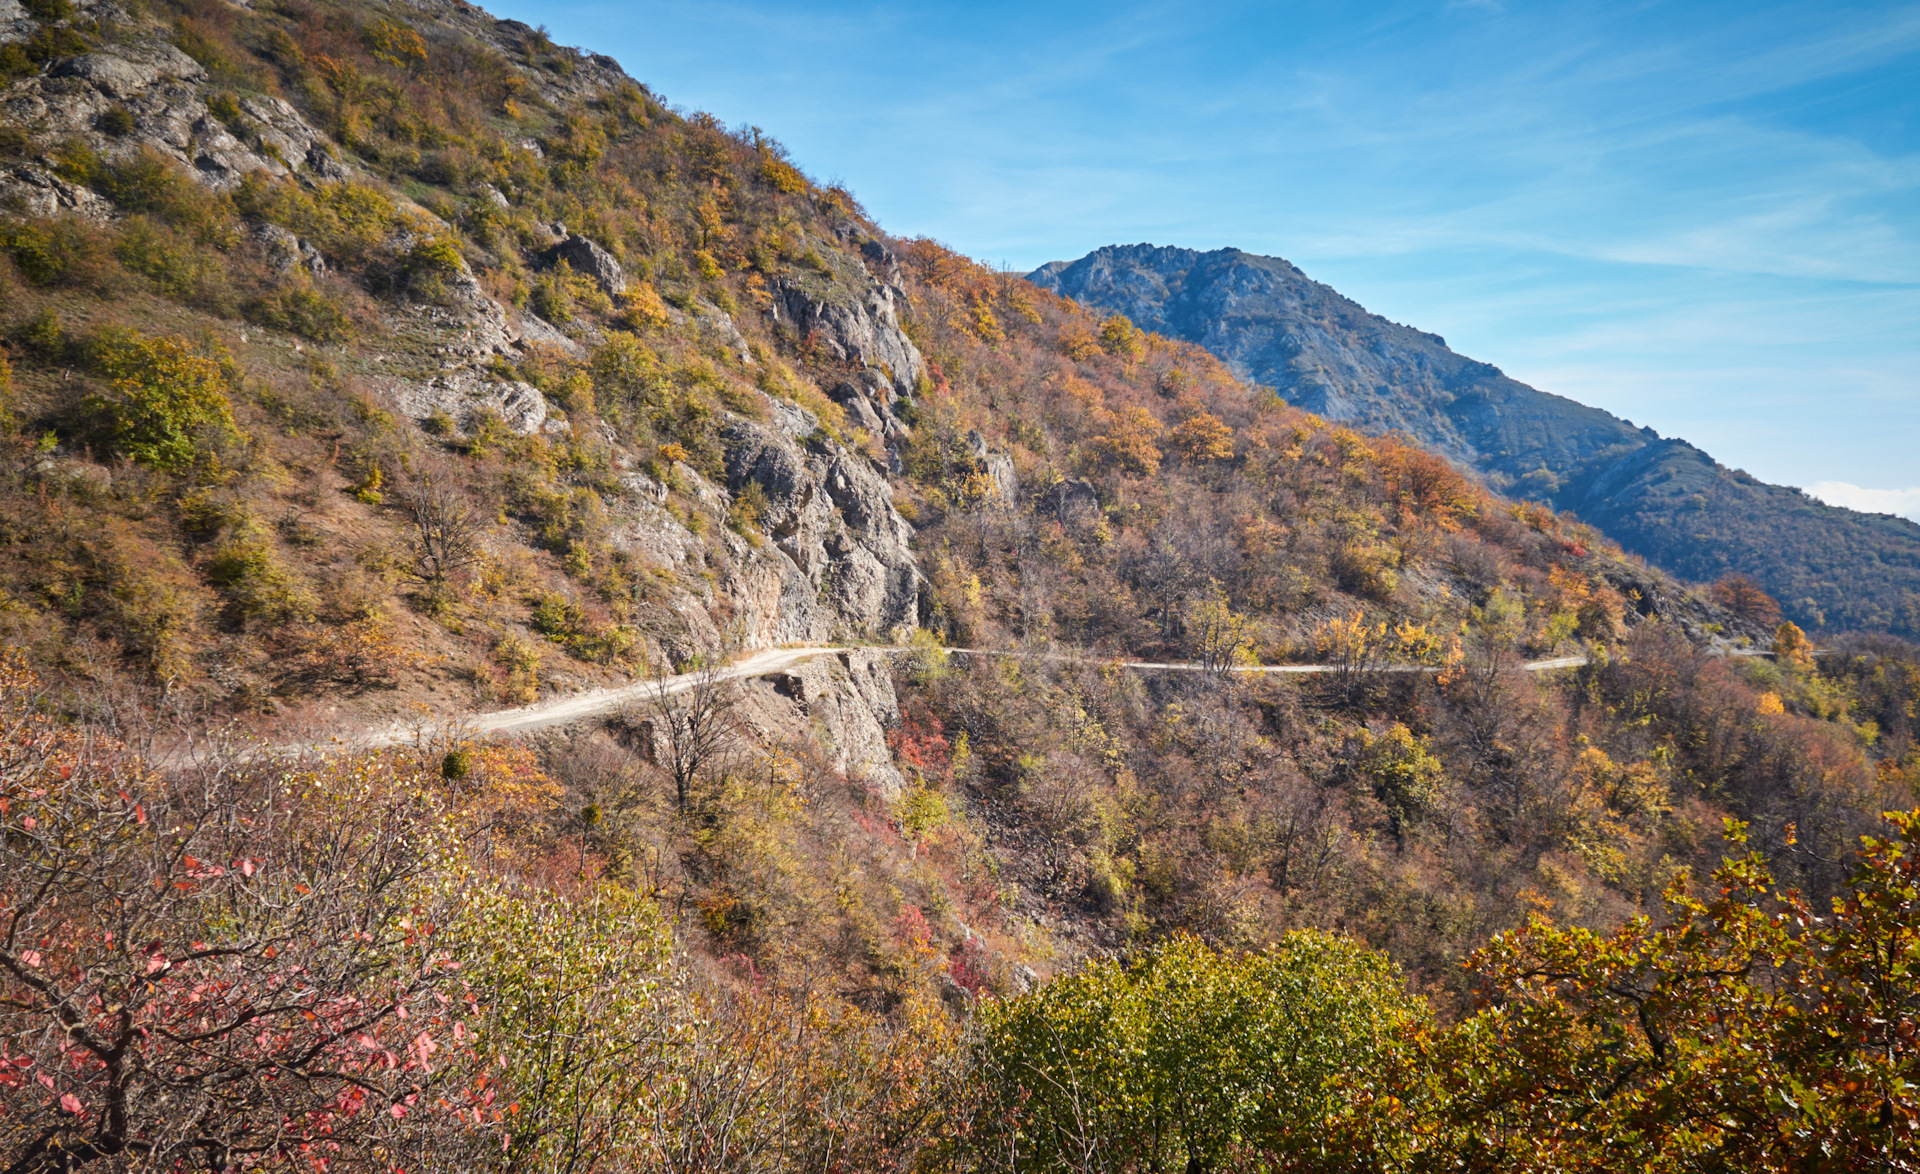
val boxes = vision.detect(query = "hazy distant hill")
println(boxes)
[1031,244,1920,635]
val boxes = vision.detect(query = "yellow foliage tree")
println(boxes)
[1774,620,1815,670]
[1168,411,1235,463]
[1059,321,1101,362]
[1099,314,1146,362]
[1087,405,1163,476]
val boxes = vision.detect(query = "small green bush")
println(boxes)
[81,333,241,473]
[95,106,136,137]
[115,216,235,311]
[244,281,353,342]
[528,590,636,665]
[399,235,465,302]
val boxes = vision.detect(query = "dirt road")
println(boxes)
[326,646,1593,750]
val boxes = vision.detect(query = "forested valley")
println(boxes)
[1,0,1917,1170]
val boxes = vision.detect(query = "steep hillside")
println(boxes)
[3,2,1919,1170]
[1031,243,1920,635]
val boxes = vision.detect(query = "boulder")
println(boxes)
[51,47,205,99]
[541,233,627,296]
[251,222,324,278]
[1042,478,1102,531]
[304,140,350,180]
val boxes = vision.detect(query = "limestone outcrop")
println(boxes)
[720,404,925,645]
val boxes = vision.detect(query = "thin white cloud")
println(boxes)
[1807,482,1920,522]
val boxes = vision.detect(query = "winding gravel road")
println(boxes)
[327,647,1593,751]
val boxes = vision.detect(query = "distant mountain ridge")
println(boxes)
[1030,244,1920,635]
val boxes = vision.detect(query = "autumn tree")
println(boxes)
[1350,722,1447,847]
[1187,579,1255,673]
[396,469,486,587]
[0,664,486,1174]
[643,655,748,809]
[1711,572,1782,628]
[1086,405,1163,477]
[1424,814,1920,1171]
[1097,314,1145,363]
[1774,619,1816,669]
[456,885,680,1174]
[1167,411,1234,465]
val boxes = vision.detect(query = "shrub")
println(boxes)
[95,106,136,137]
[97,148,233,237]
[972,932,1425,1171]
[244,280,353,341]
[81,334,241,473]
[398,235,466,302]
[206,522,315,623]
[529,590,635,665]
[114,216,235,310]
[2,218,120,291]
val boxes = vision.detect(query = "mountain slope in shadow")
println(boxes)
[1031,243,1920,635]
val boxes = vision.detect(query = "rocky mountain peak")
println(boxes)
[1032,243,1920,634]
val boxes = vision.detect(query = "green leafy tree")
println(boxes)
[455,886,680,1174]
[81,334,239,472]
[970,931,1423,1173]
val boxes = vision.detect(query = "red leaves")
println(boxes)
[59,1092,83,1114]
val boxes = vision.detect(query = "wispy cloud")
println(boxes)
[1808,482,1920,522]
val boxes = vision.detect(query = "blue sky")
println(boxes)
[490,0,1920,516]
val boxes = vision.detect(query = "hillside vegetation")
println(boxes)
[1032,244,1920,637]
[2,1,1919,1171]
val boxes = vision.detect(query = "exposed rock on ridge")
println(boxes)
[1032,243,1920,634]
[0,0,928,649]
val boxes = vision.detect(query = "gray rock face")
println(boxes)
[252,223,325,278]
[721,415,925,643]
[5,41,342,192]
[542,233,627,296]
[751,650,907,798]
[50,49,202,99]
[966,430,1018,503]
[687,300,753,366]
[0,0,32,45]
[1041,478,1101,531]
[0,165,112,220]
[389,372,550,435]
[771,274,926,399]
